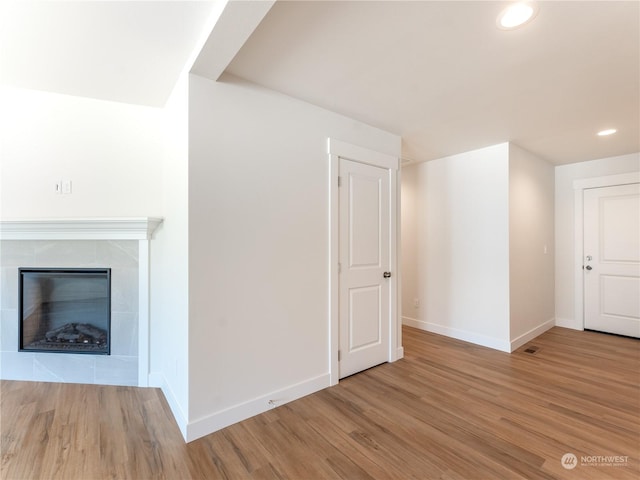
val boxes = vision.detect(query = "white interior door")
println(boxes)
[339,158,390,378]
[584,183,640,337]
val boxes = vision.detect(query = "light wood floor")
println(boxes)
[2,326,638,479]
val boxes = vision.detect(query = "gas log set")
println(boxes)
[27,322,108,352]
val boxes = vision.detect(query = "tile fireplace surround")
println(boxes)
[0,218,161,387]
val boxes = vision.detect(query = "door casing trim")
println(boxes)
[328,138,400,386]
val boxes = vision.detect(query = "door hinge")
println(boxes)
[338,262,341,273]
[338,176,342,187]
[338,350,341,361]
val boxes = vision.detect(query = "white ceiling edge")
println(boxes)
[191,0,276,81]
[180,0,231,81]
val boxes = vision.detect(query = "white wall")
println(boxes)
[555,152,640,329]
[0,86,163,218]
[508,144,555,349]
[187,73,400,440]
[400,165,419,322]
[148,75,190,437]
[402,143,511,351]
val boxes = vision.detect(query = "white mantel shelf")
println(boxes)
[0,217,163,240]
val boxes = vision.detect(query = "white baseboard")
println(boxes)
[509,318,555,352]
[395,346,404,360]
[186,373,330,443]
[148,372,188,440]
[402,316,511,353]
[555,317,583,330]
[148,371,163,388]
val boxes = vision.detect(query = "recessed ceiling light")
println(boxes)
[597,129,617,136]
[497,2,538,30]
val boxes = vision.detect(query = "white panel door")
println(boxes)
[584,183,640,337]
[339,158,390,378]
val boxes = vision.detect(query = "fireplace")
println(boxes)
[19,268,111,354]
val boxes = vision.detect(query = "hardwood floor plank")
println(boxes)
[1,326,638,479]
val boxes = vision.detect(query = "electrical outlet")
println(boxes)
[62,180,72,194]
[414,298,420,308]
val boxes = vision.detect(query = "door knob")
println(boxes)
[585,265,593,271]
[383,272,391,278]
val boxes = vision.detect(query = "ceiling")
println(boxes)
[0,1,216,106]
[225,1,639,165]
[1,1,638,165]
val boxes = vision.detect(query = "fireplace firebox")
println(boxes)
[19,268,111,354]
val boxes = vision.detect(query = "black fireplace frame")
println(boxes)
[18,267,112,355]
